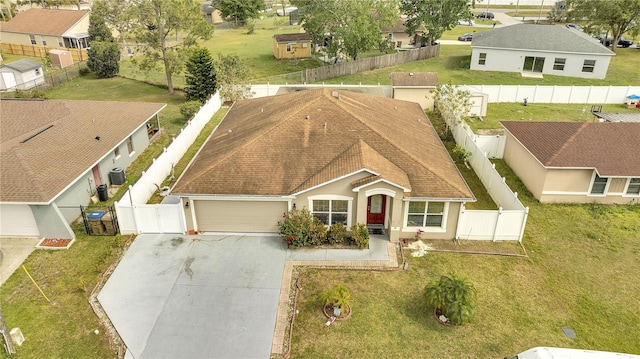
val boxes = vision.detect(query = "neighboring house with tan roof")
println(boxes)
[172,88,474,242]
[0,99,166,239]
[391,72,438,110]
[501,121,640,204]
[0,8,90,49]
[471,24,614,79]
[381,18,424,48]
[0,58,45,90]
[272,33,312,59]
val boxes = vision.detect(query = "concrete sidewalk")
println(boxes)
[0,237,40,286]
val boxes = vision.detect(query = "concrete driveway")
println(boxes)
[98,234,287,359]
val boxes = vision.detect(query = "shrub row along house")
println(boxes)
[171,88,475,242]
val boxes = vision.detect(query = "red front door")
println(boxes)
[367,195,386,225]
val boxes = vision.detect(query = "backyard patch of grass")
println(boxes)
[288,163,640,359]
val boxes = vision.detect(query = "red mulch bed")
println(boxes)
[36,238,74,249]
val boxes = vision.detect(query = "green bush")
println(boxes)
[423,274,476,325]
[179,100,202,120]
[350,223,369,249]
[321,284,352,309]
[328,222,348,244]
[277,209,327,248]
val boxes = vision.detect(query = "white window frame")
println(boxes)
[623,178,640,197]
[588,173,609,196]
[403,201,448,232]
[308,195,353,227]
[582,59,596,73]
[478,53,487,66]
[553,58,566,71]
[29,34,36,45]
[114,146,121,160]
[41,36,47,46]
[286,43,293,52]
[126,136,135,156]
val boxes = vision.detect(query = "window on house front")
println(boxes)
[286,44,292,52]
[127,137,134,155]
[478,53,487,65]
[29,35,36,45]
[582,59,596,73]
[626,178,640,195]
[41,37,47,46]
[553,58,566,71]
[58,40,64,47]
[406,201,446,228]
[590,174,608,195]
[114,146,121,159]
[312,199,348,225]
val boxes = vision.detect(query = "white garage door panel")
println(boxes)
[195,200,287,232]
[0,204,40,237]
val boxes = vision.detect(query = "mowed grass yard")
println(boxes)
[289,163,640,358]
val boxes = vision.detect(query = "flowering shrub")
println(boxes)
[277,209,327,248]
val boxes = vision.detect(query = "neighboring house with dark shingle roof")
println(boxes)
[272,33,312,59]
[471,24,614,79]
[0,99,166,239]
[501,121,640,204]
[0,59,45,90]
[0,8,90,49]
[391,72,438,110]
[172,88,475,241]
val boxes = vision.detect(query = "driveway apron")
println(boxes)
[98,234,287,359]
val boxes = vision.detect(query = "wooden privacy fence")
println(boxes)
[304,45,439,83]
[1,43,88,62]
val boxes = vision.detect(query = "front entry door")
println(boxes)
[367,195,386,225]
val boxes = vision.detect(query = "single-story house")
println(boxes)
[272,33,312,59]
[501,121,640,204]
[0,59,45,90]
[172,89,475,242]
[391,72,438,110]
[471,24,614,79]
[0,8,90,49]
[381,18,424,48]
[0,99,166,239]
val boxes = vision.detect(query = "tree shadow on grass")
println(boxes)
[445,55,472,70]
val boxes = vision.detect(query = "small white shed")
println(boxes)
[0,59,45,91]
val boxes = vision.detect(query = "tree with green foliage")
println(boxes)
[424,274,476,325]
[184,48,217,103]
[400,0,475,46]
[87,12,120,78]
[564,0,640,53]
[93,0,138,55]
[132,0,213,94]
[213,53,252,103]
[292,0,397,61]
[214,0,264,27]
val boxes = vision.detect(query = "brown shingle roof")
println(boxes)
[1,8,89,36]
[391,72,438,87]
[501,121,640,176]
[273,33,311,43]
[1,99,166,203]
[173,89,473,200]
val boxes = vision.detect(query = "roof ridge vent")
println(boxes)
[20,124,54,143]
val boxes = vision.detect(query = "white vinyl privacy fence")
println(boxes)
[463,85,640,104]
[452,124,529,242]
[115,93,222,234]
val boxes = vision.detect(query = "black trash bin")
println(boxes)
[97,184,108,202]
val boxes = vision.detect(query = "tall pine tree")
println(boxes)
[184,48,217,103]
[87,12,120,78]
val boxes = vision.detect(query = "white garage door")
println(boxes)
[0,204,40,237]
[194,200,288,233]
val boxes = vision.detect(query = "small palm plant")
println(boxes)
[423,274,476,325]
[321,284,352,317]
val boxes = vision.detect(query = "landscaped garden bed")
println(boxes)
[35,237,75,250]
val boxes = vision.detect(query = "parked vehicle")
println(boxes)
[476,11,494,19]
[597,35,634,48]
[457,32,474,41]
[565,23,582,31]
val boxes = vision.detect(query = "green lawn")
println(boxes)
[288,163,640,358]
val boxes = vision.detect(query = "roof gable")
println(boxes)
[501,121,640,176]
[173,89,473,200]
[0,99,166,203]
[1,8,89,36]
[472,24,614,55]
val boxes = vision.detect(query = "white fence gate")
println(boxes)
[115,93,222,235]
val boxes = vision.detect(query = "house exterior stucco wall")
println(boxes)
[0,32,64,47]
[503,131,547,200]
[471,47,611,79]
[393,88,435,110]
[400,201,461,240]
